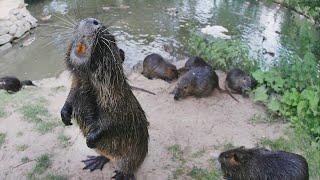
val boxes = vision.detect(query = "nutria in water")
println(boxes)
[0,76,35,93]
[219,146,309,180]
[225,68,256,97]
[173,66,238,101]
[141,53,178,82]
[60,18,149,180]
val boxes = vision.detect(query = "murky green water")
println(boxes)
[0,0,318,80]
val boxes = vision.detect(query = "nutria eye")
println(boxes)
[93,20,99,25]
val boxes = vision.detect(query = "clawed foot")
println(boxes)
[112,170,136,180]
[61,103,73,126]
[82,155,109,172]
[86,128,103,148]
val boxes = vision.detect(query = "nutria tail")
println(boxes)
[131,85,156,95]
[21,80,36,86]
[217,86,239,102]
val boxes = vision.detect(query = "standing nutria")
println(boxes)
[225,68,257,97]
[173,66,238,101]
[219,146,309,180]
[178,56,211,75]
[141,53,178,82]
[0,76,35,93]
[60,18,149,180]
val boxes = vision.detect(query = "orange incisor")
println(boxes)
[76,42,86,55]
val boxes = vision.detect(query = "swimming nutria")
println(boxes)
[219,146,309,180]
[119,48,125,63]
[141,53,178,82]
[0,76,35,93]
[173,66,238,101]
[225,68,257,97]
[60,18,149,180]
[178,56,211,75]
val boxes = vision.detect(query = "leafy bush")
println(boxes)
[188,35,259,72]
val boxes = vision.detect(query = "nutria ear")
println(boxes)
[229,153,241,166]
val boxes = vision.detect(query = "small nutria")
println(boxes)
[141,53,178,82]
[119,48,125,63]
[60,18,149,179]
[225,68,256,97]
[173,66,238,101]
[178,56,211,75]
[0,76,35,93]
[219,146,309,180]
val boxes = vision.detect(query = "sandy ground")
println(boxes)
[0,70,285,180]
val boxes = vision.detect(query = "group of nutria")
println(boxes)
[0,18,309,180]
[141,53,255,101]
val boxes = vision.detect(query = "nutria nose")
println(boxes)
[174,95,179,100]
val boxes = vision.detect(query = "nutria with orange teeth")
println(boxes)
[60,18,149,180]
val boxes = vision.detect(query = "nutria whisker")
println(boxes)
[101,37,116,44]
[52,14,76,27]
[38,24,74,30]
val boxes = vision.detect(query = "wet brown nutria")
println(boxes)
[0,76,35,93]
[225,68,257,97]
[60,18,149,180]
[178,56,211,75]
[219,146,309,180]
[141,53,178,82]
[173,66,238,101]
[119,48,125,63]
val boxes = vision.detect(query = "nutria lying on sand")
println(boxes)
[142,53,178,82]
[60,18,149,180]
[225,68,256,97]
[173,66,238,101]
[219,146,309,180]
[0,76,35,93]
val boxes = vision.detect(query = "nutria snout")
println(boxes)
[219,146,309,180]
[142,53,178,82]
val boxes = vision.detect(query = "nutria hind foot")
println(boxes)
[82,155,109,172]
[112,170,136,180]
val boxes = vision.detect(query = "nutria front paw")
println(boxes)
[61,103,73,126]
[86,128,103,149]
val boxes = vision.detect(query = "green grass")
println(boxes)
[45,173,67,180]
[187,159,222,180]
[26,154,52,180]
[17,131,23,137]
[58,134,71,148]
[36,120,60,134]
[0,133,6,148]
[168,144,185,163]
[16,144,29,151]
[21,157,30,163]
[259,130,320,179]
[0,109,6,118]
[192,149,206,158]
[20,104,49,123]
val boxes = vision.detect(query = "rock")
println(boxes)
[9,9,20,16]
[15,25,29,38]
[0,34,13,45]
[0,43,12,53]
[201,25,231,39]
[9,25,17,35]
[26,15,38,28]
[0,23,10,35]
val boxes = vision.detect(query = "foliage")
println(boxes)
[27,154,52,180]
[16,144,29,151]
[0,133,6,148]
[189,35,259,72]
[251,50,320,138]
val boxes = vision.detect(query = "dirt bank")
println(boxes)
[0,71,285,180]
